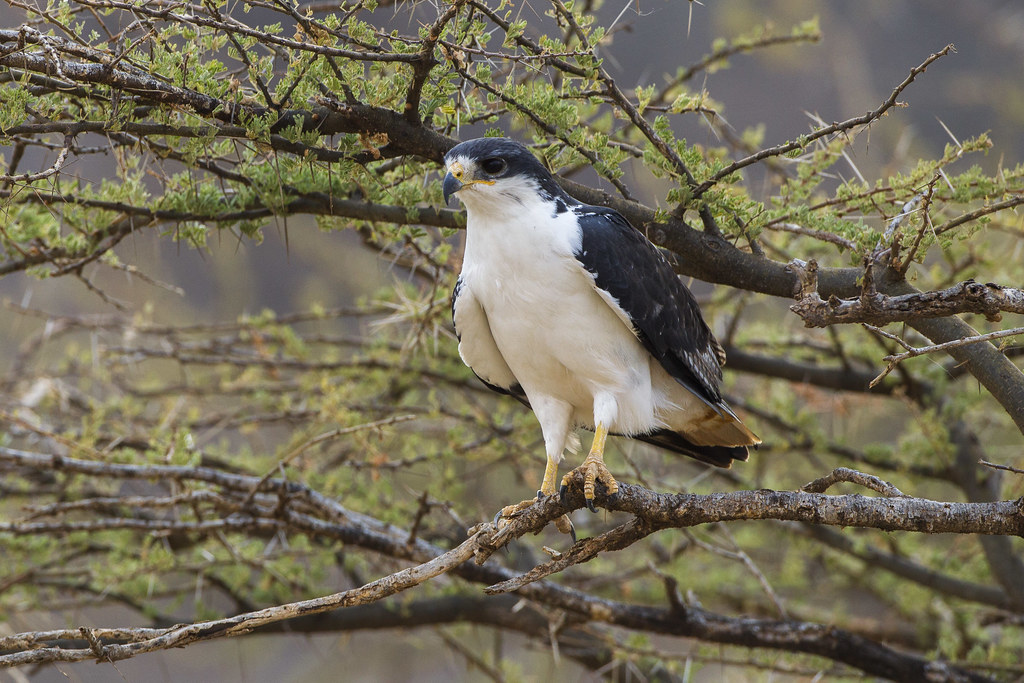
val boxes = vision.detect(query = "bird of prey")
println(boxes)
[443,137,759,532]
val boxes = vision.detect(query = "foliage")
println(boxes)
[0,1,1022,680]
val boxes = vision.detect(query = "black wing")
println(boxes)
[573,207,728,413]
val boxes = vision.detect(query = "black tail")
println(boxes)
[636,429,750,468]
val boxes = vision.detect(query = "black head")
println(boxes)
[442,137,568,207]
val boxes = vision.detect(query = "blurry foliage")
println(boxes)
[0,0,1023,681]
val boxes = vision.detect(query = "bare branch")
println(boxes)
[0,528,489,667]
[792,278,1024,328]
[0,134,71,183]
[867,324,1024,388]
[979,460,1024,476]
[692,44,957,196]
[801,467,908,497]
[473,478,1023,574]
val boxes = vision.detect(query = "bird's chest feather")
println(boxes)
[460,206,643,391]
[461,206,582,312]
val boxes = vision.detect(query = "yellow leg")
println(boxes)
[496,454,574,537]
[539,455,560,497]
[540,456,573,535]
[560,422,619,512]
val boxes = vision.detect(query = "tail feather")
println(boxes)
[637,429,752,468]
[684,415,761,449]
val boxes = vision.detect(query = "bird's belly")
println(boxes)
[470,267,660,434]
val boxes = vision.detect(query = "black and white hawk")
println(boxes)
[443,137,759,532]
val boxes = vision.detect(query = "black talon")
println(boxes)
[568,522,577,544]
[536,489,544,500]
[559,484,568,505]
[585,497,597,513]
[493,510,503,526]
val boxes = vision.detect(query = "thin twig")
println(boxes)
[0,135,72,183]
[0,528,489,667]
[240,414,418,506]
[866,324,1024,387]
[979,460,1024,476]
[801,467,908,497]
[693,44,956,197]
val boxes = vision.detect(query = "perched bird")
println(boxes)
[443,137,759,532]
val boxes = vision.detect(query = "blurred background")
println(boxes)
[1,1,1021,681]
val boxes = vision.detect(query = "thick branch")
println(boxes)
[723,345,915,396]
[792,279,1024,328]
[477,480,1023,572]
[801,525,1015,610]
[0,446,1006,681]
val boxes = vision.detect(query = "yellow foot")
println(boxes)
[494,493,574,538]
[559,454,619,513]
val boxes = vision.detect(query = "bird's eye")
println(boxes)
[480,158,507,176]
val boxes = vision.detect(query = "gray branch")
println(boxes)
[791,277,1024,328]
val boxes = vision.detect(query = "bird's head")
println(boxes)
[442,137,566,210]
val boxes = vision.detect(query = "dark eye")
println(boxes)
[480,157,507,175]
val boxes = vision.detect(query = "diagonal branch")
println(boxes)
[0,528,489,667]
[692,44,957,197]
[0,446,1007,682]
[866,324,1024,388]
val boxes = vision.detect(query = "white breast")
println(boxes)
[459,192,671,434]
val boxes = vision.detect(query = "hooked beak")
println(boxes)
[442,171,463,206]
[442,160,494,205]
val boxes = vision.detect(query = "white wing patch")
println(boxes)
[581,271,640,338]
[452,279,518,390]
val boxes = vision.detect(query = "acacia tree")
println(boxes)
[0,1,1022,680]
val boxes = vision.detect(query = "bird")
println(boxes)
[442,137,759,533]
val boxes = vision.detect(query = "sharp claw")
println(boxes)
[536,489,544,500]
[569,523,577,544]
[559,484,568,505]
[554,512,574,537]
[586,497,597,513]
[493,510,503,526]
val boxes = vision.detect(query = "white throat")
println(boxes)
[459,181,581,276]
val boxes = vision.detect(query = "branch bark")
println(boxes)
[0,528,489,667]
[0,447,1014,680]
[792,278,1024,328]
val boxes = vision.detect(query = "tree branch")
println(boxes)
[691,44,957,197]
[474,479,1023,576]
[0,528,489,667]
[867,324,1024,388]
[0,444,1007,681]
[792,278,1024,328]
